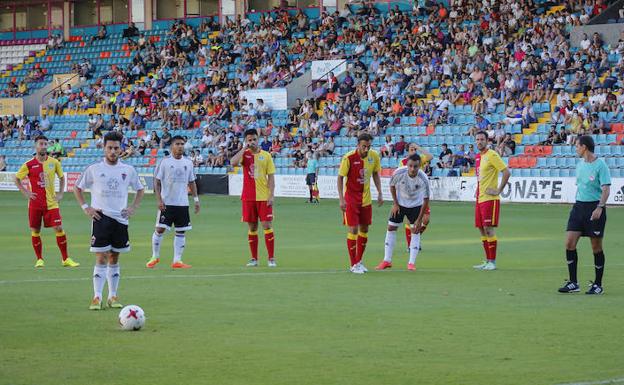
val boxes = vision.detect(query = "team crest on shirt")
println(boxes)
[259,156,265,161]
[121,173,127,181]
[99,173,106,178]
[48,163,55,169]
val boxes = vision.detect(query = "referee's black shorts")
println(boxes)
[566,201,607,238]
[388,205,423,225]
[90,214,130,253]
[306,173,316,186]
[156,205,192,231]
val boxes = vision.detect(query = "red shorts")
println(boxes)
[343,203,372,227]
[241,200,273,223]
[475,199,500,228]
[29,207,62,229]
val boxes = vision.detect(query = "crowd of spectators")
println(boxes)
[5,0,623,173]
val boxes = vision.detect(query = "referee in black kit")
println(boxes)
[559,136,611,295]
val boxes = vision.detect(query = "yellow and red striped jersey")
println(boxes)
[15,156,64,210]
[476,149,507,203]
[339,149,381,207]
[241,149,275,201]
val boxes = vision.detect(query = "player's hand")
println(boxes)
[391,203,400,216]
[377,193,384,207]
[23,190,37,200]
[84,207,102,221]
[121,205,137,219]
[267,196,274,207]
[194,201,201,214]
[485,187,499,196]
[157,200,165,212]
[590,207,603,221]
[339,199,346,212]
[55,192,64,202]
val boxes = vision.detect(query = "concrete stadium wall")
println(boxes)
[570,23,624,47]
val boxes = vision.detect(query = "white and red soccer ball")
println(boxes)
[118,305,145,331]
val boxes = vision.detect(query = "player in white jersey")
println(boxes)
[146,136,200,269]
[375,153,430,271]
[74,131,145,310]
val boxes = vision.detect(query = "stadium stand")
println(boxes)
[1,0,623,180]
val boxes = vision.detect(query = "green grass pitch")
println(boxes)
[0,191,623,385]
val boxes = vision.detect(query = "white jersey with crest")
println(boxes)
[75,159,144,225]
[154,155,196,206]
[389,167,430,208]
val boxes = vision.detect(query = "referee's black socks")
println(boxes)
[593,251,605,286]
[566,249,578,283]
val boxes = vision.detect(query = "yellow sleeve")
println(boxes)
[372,151,381,173]
[15,162,29,180]
[55,159,64,178]
[266,152,276,175]
[338,155,350,177]
[490,151,507,171]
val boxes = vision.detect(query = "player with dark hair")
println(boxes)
[74,131,145,310]
[231,128,277,267]
[473,131,510,271]
[400,142,433,249]
[376,153,430,271]
[146,135,199,269]
[14,135,79,268]
[337,132,383,274]
[559,135,611,294]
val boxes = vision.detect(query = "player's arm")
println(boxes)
[389,185,399,215]
[489,167,510,196]
[14,175,35,200]
[486,155,510,196]
[56,175,65,201]
[56,160,65,201]
[591,164,611,220]
[123,169,145,218]
[372,171,383,206]
[415,172,431,232]
[416,145,433,162]
[337,175,346,211]
[14,164,35,200]
[74,185,101,220]
[230,146,246,167]
[189,180,200,214]
[154,177,164,211]
[267,173,275,206]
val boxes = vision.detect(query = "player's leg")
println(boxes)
[586,206,607,294]
[243,201,259,266]
[344,203,360,271]
[29,206,44,266]
[407,206,423,271]
[107,221,129,307]
[355,205,372,269]
[559,203,584,292]
[148,208,172,267]
[171,206,192,268]
[106,252,122,307]
[404,223,411,250]
[90,251,109,310]
[259,201,275,266]
[587,237,605,294]
[482,226,497,270]
[377,206,403,269]
[559,231,582,293]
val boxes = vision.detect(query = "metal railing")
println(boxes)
[39,72,80,113]
[305,58,347,97]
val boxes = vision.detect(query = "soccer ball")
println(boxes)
[118,305,145,331]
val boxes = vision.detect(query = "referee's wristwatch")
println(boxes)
[81,203,89,210]
[597,204,605,209]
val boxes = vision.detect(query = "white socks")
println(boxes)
[152,231,163,259]
[93,264,107,299]
[107,264,120,298]
[409,233,421,265]
[174,232,186,263]
[384,230,397,262]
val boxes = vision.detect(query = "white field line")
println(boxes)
[555,377,624,385]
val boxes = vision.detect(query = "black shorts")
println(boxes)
[90,214,130,253]
[566,201,607,238]
[388,205,423,225]
[156,205,192,231]
[306,173,317,186]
